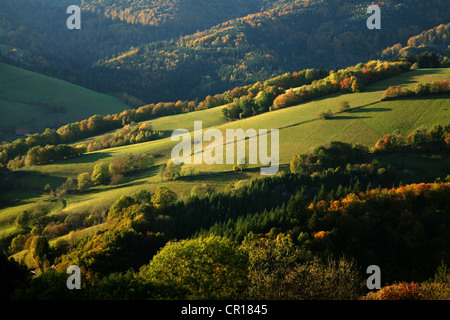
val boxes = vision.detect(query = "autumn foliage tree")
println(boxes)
[151,186,177,208]
[91,163,110,185]
[139,235,249,299]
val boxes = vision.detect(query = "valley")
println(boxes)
[0,0,449,302]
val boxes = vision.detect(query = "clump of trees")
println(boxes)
[24,144,86,166]
[84,122,164,153]
[222,60,411,120]
[381,79,450,100]
[374,124,450,152]
[76,152,154,191]
[289,125,450,176]
[338,101,351,112]
[221,68,329,120]
[317,109,334,120]
[290,141,370,174]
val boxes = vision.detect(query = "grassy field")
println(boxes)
[1,67,449,250]
[0,62,128,133]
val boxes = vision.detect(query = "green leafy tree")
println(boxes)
[29,236,48,261]
[151,186,177,208]
[91,163,110,185]
[77,172,93,191]
[139,235,249,299]
[9,234,28,254]
[15,211,31,231]
[163,159,182,181]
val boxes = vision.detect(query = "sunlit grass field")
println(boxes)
[0,62,128,132]
[1,68,449,247]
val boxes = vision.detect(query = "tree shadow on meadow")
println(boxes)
[177,170,251,183]
[348,106,392,113]
[0,171,66,209]
[55,151,114,165]
[363,68,444,93]
[332,115,371,120]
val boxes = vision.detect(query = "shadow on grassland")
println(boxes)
[55,151,114,165]
[363,69,444,93]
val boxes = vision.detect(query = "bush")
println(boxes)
[77,172,93,191]
[29,236,49,260]
[317,109,334,120]
[163,159,182,181]
[91,163,110,185]
[151,186,177,208]
[381,85,404,100]
[110,174,125,185]
[9,234,28,254]
[139,235,249,299]
[338,101,350,112]
[362,281,450,300]
[15,211,31,231]
[43,223,69,239]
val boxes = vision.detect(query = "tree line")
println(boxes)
[381,79,450,101]
[222,59,412,120]
[1,54,447,170]
[2,121,450,299]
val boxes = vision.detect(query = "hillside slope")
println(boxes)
[0,62,128,135]
[381,22,450,60]
[81,0,277,31]
[1,0,449,104]
[92,0,450,102]
[1,67,448,240]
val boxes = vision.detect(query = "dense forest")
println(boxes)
[1,0,450,303]
[89,0,450,102]
[1,124,449,299]
[2,55,445,171]
[381,22,450,60]
[1,0,449,104]
[80,0,278,30]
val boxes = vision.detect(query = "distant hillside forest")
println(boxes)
[0,0,450,301]
[1,128,450,300]
[0,0,449,104]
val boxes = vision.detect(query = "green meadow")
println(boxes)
[0,62,128,133]
[1,67,449,247]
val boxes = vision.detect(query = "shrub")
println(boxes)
[163,159,182,181]
[139,236,249,299]
[362,281,450,300]
[317,109,334,120]
[43,223,69,239]
[77,172,93,191]
[9,234,28,254]
[362,282,423,300]
[110,174,125,185]
[381,85,403,100]
[338,101,350,112]
[91,163,110,185]
[151,186,177,208]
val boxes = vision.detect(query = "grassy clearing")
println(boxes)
[0,62,128,132]
[1,68,449,244]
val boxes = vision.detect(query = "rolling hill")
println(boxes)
[1,0,449,104]
[1,66,448,241]
[91,0,450,103]
[381,22,450,61]
[0,59,449,300]
[0,62,128,135]
[0,0,450,301]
